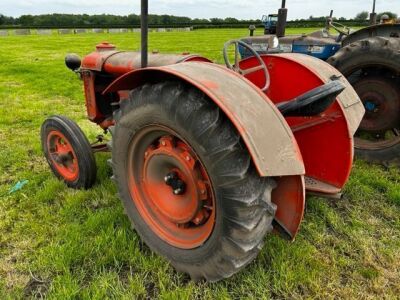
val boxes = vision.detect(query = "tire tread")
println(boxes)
[111,81,276,282]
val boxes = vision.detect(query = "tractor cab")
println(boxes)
[262,14,278,34]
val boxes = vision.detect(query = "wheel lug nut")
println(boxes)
[174,188,183,195]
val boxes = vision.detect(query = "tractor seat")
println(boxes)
[277,79,346,117]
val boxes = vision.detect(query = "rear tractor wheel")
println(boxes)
[111,81,277,282]
[41,115,97,189]
[328,37,400,165]
[353,77,400,164]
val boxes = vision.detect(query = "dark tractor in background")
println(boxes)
[242,0,400,165]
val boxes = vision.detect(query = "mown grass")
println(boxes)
[0,28,399,299]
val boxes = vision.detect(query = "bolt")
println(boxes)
[201,190,206,195]
[174,189,182,195]
[96,135,104,142]
[145,151,148,157]
[185,156,190,161]
[161,141,166,146]
[165,172,186,195]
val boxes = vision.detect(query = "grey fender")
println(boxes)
[342,24,400,47]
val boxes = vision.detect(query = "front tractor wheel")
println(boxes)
[111,81,276,282]
[41,115,97,189]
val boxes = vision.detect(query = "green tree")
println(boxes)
[18,15,35,26]
[224,17,239,23]
[355,11,369,20]
[210,18,224,24]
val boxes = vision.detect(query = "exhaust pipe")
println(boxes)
[326,10,334,31]
[369,0,377,25]
[141,0,148,68]
[276,0,288,38]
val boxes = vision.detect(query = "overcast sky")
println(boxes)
[0,0,399,20]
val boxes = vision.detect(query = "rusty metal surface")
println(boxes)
[103,62,305,177]
[272,175,305,240]
[82,71,102,122]
[103,52,211,75]
[81,50,210,74]
[276,53,365,136]
[81,50,120,72]
[342,24,400,46]
[304,176,341,194]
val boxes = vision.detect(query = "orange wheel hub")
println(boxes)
[47,131,79,181]
[127,128,215,249]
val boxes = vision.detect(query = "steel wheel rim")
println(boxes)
[47,131,79,181]
[350,74,400,151]
[127,125,215,249]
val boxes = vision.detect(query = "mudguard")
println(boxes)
[240,53,365,194]
[342,23,400,46]
[103,62,306,239]
[104,62,305,177]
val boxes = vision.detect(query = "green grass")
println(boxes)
[0,28,399,299]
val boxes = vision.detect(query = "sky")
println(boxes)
[0,0,399,20]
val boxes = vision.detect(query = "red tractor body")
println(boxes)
[41,1,365,282]
[68,41,364,240]
[79,42,211,127]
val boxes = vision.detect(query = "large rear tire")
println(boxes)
[328,37,400,165]
[111,81,277,282]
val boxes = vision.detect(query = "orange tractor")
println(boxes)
[41,1,364,281]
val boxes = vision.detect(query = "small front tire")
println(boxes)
[41,115,97,189]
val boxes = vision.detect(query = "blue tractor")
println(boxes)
[241,6,350,61]
[240,0,400,165]
[262,14,278,35]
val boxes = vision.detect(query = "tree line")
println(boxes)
[0,14,261,27]
[0,11,397,28]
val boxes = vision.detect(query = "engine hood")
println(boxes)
[81,42,211,76]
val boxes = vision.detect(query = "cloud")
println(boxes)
[0,0,399,19]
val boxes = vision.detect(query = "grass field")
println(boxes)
[0,28,399,299]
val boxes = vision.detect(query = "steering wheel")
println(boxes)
[223,40,271,92]
[329,21,351,36]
